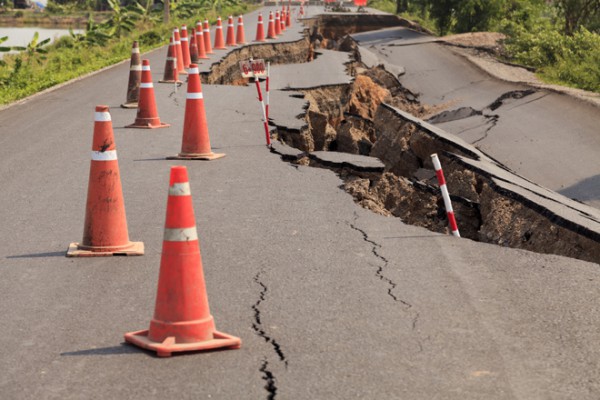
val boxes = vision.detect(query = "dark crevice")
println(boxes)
[471,114,499,145]
[252,272,289,368]
[487,89,537,111]
[426,106,482,124]
[348,213,412,308]
[259,359,278,400]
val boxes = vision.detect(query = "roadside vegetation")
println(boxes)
[368,0,600,93]
[0,0,252,105]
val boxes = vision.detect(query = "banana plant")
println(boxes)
[104,0,139,38]
[0,36,25,66]
[24,32,50,65]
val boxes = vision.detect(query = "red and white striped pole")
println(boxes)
[266,62,270,121]
[431,153,460,237]
[254,77,271,147]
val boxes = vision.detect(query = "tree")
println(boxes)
[429,0,457,34]
[554,0,600,35]
[453,0,504,33]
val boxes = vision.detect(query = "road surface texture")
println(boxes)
[352,27,600,210]
[1,6,600,400]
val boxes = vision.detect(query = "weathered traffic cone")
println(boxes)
[173,28,187,74]
[67,106,144,257]
[236,15,246,45]
[127,60,170,129]
[124,165,241,357]
[121,41,142,109]
[179,25,192,68]
[255,13,266,42]
[299,3,304,17]
[286,5,292,27]
[159,36,181,84]
[274,11,282,36]
[267,12,277,39]
[213,16,226,50]
[225,15,236,47]
[189,27,199,64]
[167,64,224,160]
[280,8,286,31]
[203,19,214,54]
[196,21,209,59]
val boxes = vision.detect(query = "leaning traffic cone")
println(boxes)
[167,64,224,160]
[159,36,181,84]
[124,166,241,357]
[286,5,292,27]
[255,13,266,42]
[67,106,144,257]
[173,28,187,74]
[225,15,236,47]
[121,41,141,109]
[274,11,282,36]
[180,25,192,68]
[213,16,226,50]
[236,15,246,44]
[128,60,170,129]
[203,19,214,54]
[267,12,277,39]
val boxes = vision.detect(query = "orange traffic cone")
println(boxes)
[173,28,187,74]
[225,15,236,47]
[196,21,209,59]
[267,12,277,39]
[124,165,241,357]
[213,16,226,50]
[121,41,141,109]
[67,106,144,257]
[128,60,170,129]
[299,4,304,17]
[286,5,292,27]
[167,64,224,160]
[159,36,181,84]
[189,27,199,64]
[236,15,246,44]
[280,8,286,32]
[203,19,214,54]
[255,13,266,42]
[275,11,282,36]
[180,25,192,68]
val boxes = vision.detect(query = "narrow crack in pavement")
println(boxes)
[252,271,289,366]
[348,213,412,308]
[259,358,277,400]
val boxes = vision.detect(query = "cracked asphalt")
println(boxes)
[2,6,600,400]
[352,27,600,210]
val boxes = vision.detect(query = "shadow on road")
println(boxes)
[6,251,65,259]
[61,344,141,357]
[559,174,600,203]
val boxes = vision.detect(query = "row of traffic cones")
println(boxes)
[68,64,238,356]
[257,8,293,41]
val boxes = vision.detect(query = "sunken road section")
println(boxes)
[204,13,600,264]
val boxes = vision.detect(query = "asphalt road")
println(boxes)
[2,7,600,400]
[352,27,600,210]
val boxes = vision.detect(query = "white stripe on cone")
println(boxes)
[187,92,204,99]
[91,150,117,161]
[94,112,111,121]
[163,227,198,242]
[169,182,191,196]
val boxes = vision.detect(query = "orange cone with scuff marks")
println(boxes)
[280,8,286,31]
[225,15,236,47]
[173,27,187,74]
[213,16,226,50]
[124,165,241,357]
[189,27,199,64]
[203,19,214,54]
[255,13,266,42]
[286,5,292,27]
[196,21,209,59]
[159,35,181,84]
[121,41,141,109]
[128,59,170,129]
[179,25,192,68]
[167,64,224,160]
[236,15,246,44]
[267,12,277,39]
[67,105,144,257]
[275,11,282,36]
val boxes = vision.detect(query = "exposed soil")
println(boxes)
[205,13,600,264]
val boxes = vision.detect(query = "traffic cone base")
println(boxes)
[67,241,144,257]
[120,102,138,109]
[158,78,183,84]
[166,151,225,161]
[126,120,170,129]
[125,329,241,357]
